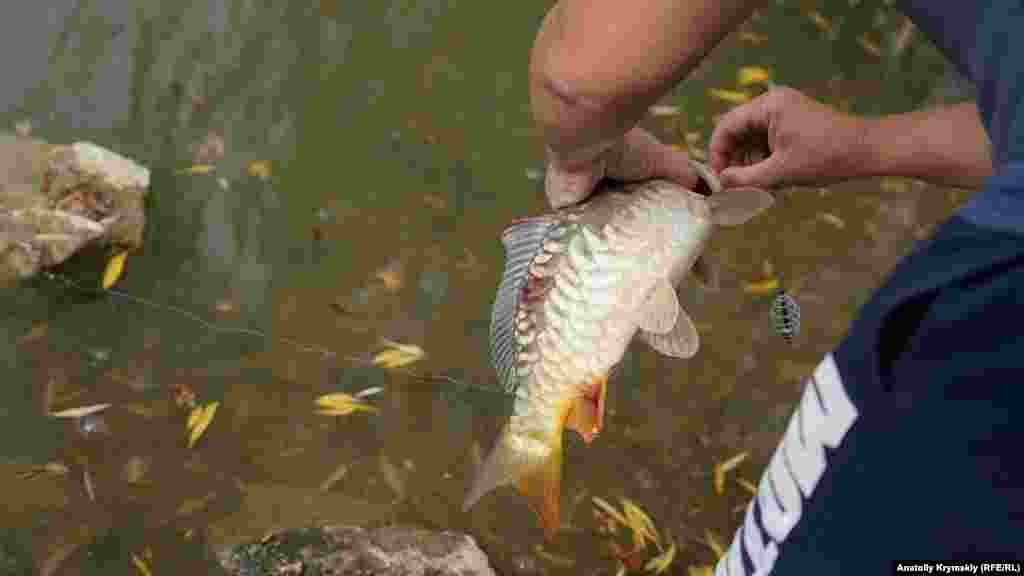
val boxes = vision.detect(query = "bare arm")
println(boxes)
[529,0,764,167]
[854,102,992,189]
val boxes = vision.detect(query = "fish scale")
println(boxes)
[465,162,776,541]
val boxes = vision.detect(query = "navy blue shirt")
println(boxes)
[716,3,1024,574]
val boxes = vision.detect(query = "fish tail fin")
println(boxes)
[463,423,565,541]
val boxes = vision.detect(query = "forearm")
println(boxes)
[853,102,993,189]
[529,0,762,167]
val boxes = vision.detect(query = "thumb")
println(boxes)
[545,160,605,208]
[719,155,786,189]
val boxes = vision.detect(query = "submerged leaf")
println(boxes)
[736,477,759,495]
[703,529,725,560]
[713,452,748,495]
[50,403,112,419]
[315,393,379,416]
[689,566,714,576]
[176,164,215,175]
[743,278,779,295]
[737,66,770,86]
[739,31,766,45]
[187,402,219,448]
[621,498,660,549]
[102,252,128,289]
[708,89,751,104]
[592,496,629,527]
[644,540,676,574]
[372,339,425,369]
[131,553,154,576]
[248,160,271,180]
[354,386,384,399]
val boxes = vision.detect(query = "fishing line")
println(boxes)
[39,271,507,396]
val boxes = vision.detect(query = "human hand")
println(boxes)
[544,127,699,209]
[709,86,866,189]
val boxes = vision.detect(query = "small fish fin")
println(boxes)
[708,187,775,226]
[463,423,565,541]
[637,279,680,334]
[566,374,608,444]
[692,254,721,292]
[641,306,700,358]
[491,216,557,391]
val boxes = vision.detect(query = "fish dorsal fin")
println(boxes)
[641,306,700,358]
[491,216,557,391]
[708,187,775,227]
[637,279,680,334]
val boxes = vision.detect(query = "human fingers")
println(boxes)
[709,91,774,174]
[544,157,606,208]
[718,153,788,189]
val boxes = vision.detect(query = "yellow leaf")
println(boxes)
[644,540,677,574]
[689,566,714,576]
[737,66,770,86]
[713,452,748,496]
[372,339,425,369]
[315,393,379,416]
[592,496,629,527]
[248,160,272,180]
[708,88,752,104]
[187,402,219,448]
[743,277,779,295]
[131,553,154,576]
[176,164,215,175]
[736,477,759,495]
[739,31,766,45]
[703,529,725,560]
[621,498,660,549]
[102,252,128,290]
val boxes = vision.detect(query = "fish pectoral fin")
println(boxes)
[642,306,700,358]
[708,187,775,227]
[637,279,680,334]
[566,374,608,444]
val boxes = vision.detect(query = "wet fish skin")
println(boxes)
[464,161,773,540]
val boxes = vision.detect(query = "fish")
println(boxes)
[462,160,774,539]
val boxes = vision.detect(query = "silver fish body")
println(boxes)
[464,161,773,539]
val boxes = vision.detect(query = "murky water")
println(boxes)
[0,1,973,574]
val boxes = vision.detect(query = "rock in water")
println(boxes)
[0,132,149,282]
[218,524,496,576]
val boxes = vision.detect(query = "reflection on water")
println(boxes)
[0,0,969,573]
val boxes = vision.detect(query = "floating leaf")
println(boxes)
[689,566,713,576]
[320,463,348,492]
[648,105,681,117]
[739,31,766,45]
[743,278,780,295]
[102,252,128,290]
[50,403,112,419]
[372,339,425,369]
[644,539,676,574]
[315,392,379,416]
[703,529,725,560]
[375,259,404,292]
[621,498,660,549]
[736,477,759,495]
[737,66,770,86]
[174,383,197,410]
[592,496,629,527]
[186,402,219,448]
[176,164,215,175]
[354,386,384,399]
[83,468,96,502]
[131,552,154,576]
[713,452,748,496]
[708,89,751,104]
[818,212,846,229]
[248,160,271,180]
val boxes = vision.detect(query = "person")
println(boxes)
[529,1,1024,573]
